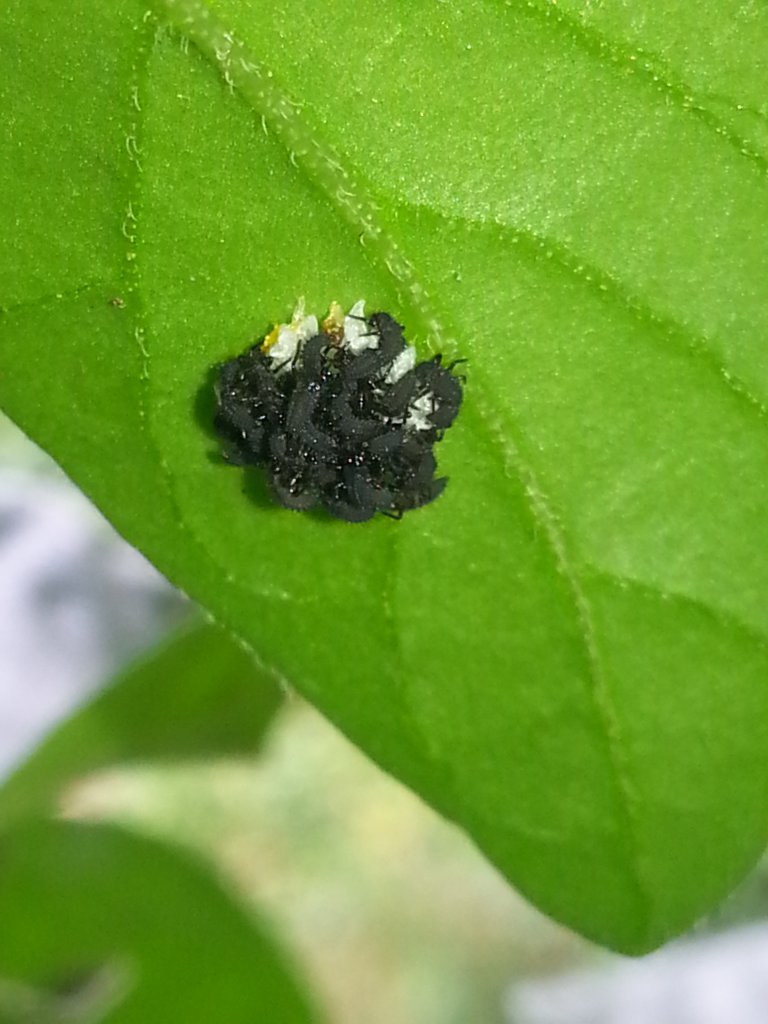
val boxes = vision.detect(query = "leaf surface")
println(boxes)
[2,0,768,950]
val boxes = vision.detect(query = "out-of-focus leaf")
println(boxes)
[0,820,321,1023]
[0,622,282,826]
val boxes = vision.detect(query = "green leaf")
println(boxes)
[0,621,282,827]
[0,820,321,1023]
[2,0,768,951]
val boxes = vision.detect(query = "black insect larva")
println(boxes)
[214,353,286,465]
[212,300,464,522]
[365,311,408,353]
[413,355,464,431]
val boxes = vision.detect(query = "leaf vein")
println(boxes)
[584,567,768,655]
[477,405,653,927]
[127,12,303,608]
[401,200,768,427]
[0,280,110,318]
[513,0,768,172]
[153,0,452,351]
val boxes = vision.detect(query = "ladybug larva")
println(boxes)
[213,299,464,522]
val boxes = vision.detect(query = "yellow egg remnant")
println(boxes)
[260,323,281,354]
[321,300,345,344]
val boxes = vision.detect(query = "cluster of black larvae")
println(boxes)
[213,301,463,522]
